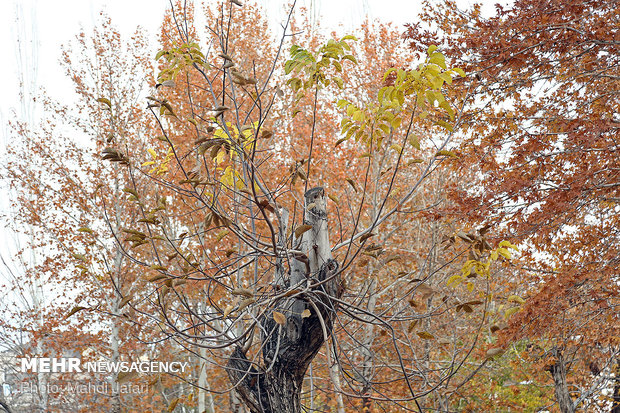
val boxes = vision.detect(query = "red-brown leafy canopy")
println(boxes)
[406,0,619,345]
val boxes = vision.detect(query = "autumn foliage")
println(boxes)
[2,0,618,413]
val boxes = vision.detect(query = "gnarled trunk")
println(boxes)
[226,187,342,413]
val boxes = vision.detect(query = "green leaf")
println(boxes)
[342,55,357,64]
[435,150,458,158]
[409,135,421,150]
[435,120,454,132]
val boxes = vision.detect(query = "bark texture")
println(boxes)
[612,358,620,413]
[226,187,342,413]
[547,348,575,413]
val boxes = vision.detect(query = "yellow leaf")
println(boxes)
[435,150,458,158]
[507,295,525,305]
[447,274,462,287]
[167,397,180,412]
[223,304,234,318]
[390,144,402,153]
[416,331,435,340]
[216,230,229,242]
[497,248,512,259]
[499,240,519,251]
[301,309,311,318]
[504,307,520,319]
[409,136,421,150]
[72,253,87,261]
[346,178,357,192]
[96,97,111,108]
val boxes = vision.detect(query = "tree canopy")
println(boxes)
[1,1,618,412]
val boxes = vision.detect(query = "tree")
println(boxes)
[405,0,620,411]
[5,1,524,412]
[3,13,196,413]
[92,1,499,412]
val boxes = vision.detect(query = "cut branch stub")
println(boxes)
[226,186,341,413]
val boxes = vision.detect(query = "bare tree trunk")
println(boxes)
[547,348,575,413]
[612,358,620,413]
[226,187,342,413]
[0,397,13,413]
[328,351,346,413]
[198,344,215,413]
[360,276,377,413]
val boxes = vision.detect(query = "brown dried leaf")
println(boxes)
[273,311,286,326]
[294,224,313,238]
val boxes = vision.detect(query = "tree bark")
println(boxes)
[226,187,342,413]
[612,358,620,413]
[547,348,575,413]
[0,397,13,413]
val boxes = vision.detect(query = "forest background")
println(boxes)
[0,0,618,412]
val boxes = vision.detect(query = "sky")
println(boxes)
[0,0,498,128]
[0,0,437,131]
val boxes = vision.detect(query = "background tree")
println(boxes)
[405,0,620,411]
[2,13,201,413]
